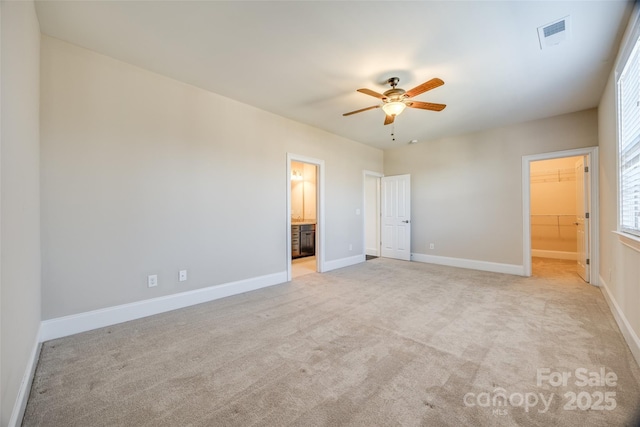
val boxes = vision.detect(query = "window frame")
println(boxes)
[616,8,640,240]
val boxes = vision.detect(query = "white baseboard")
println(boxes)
[531,249,577,260]
[40,271,287,342]
[365,248,378,256]
[8,326,42,427]
[599,275,640,368]
[411,253,525,276]
[323,254,365,272]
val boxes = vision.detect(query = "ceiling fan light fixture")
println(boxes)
[382,101,406,117]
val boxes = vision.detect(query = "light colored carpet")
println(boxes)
[23,258,640,426]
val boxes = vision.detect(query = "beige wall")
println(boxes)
[598,7,640,358]
[0,1,42,425]
[384,109,598,266]
[530,156,579,254]
[40,36,382,320]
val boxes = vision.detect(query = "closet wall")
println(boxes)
[530,156,581,259]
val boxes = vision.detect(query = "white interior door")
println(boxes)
[575,156,590,282]
[381,174,411,260]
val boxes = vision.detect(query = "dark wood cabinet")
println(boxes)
[292,224,315,258]
[292,226,300,258]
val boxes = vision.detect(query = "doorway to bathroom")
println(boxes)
[287,154,324,280]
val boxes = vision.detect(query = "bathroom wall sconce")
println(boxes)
[291,170,304,181]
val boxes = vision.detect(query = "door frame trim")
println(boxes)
[287,153,325,281]
[521,146,599,284]
[363,170,383,257]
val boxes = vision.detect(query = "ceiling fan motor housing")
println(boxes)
[383,77,405,102]
[383,88,406,102]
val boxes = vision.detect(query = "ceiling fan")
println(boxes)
[343,77,446,125]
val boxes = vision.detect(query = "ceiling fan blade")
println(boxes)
[404,78,444,98]
[384,114,395,125]
[407,101,447,111]
[343,105,380,116]
[357,88,387,99]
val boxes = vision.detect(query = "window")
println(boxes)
[618,34,640,237]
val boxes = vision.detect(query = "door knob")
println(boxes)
[402,220,410,223]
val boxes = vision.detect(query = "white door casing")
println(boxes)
[363,171,382,257]
[575,156,590,282]
[286,153,325,281]
[381,174,411,261]
[521,146,599,284]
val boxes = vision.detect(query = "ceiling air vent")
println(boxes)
[537,16,571,50]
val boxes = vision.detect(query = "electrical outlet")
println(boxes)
[147,274,158,288]
[349,244,353,251]
[179,270,187,282]
[430,243,435,250]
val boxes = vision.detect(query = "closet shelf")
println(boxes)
[530,168,575,183]
[530,214,575,216]
[530,214,577,237]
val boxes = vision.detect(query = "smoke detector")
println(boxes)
[537,16,571,50]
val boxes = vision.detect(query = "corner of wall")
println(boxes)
[1,1,42,425]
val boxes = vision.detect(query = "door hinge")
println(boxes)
[585,212,589,219]
[584,166,589,173]
[586,259,590,265]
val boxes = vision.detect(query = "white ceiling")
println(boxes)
[35,1,632,150]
